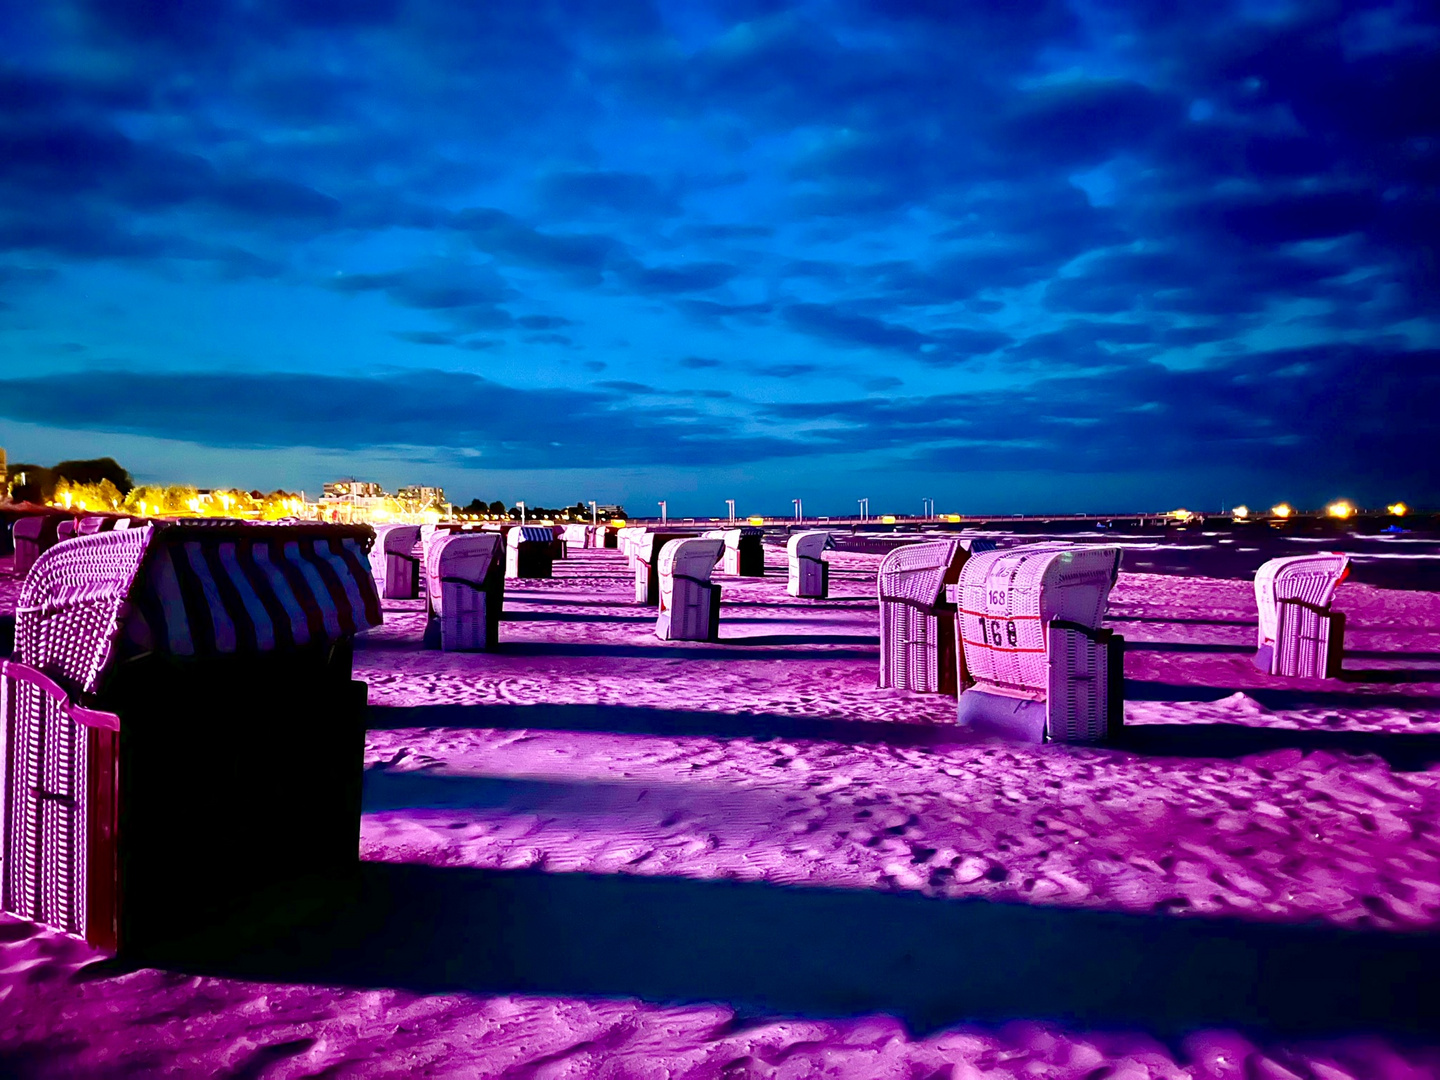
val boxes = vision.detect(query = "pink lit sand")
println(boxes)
[3,545,1440,1077]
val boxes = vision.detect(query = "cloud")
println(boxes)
[536,170,682,219]
[678,356,724,369]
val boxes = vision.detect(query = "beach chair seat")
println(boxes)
[371,524,423,600]
[878,539,973,695]
[655,538,725,641]
[951,543,1123,744]
[0,522,380,952]
[787,531,833,597]
[723,527,766,577]
[633,532,698,605]
[1253,554,1349,678]
[505,526,557,579]
[425,532,504,651]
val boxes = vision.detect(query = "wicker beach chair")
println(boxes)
[1253,554,1350,678]
[655,538,725,641]
[950,543,1123,743]
[11,515,68,576]
[786,531,834,597]
[424,532,504,651]
[722,527,766,577]
[0,522,380,952]
[371,524,423,600]
[505,526,558,579]
[633,531,699,605]
[877,538,971,695]
[561,524,590,551]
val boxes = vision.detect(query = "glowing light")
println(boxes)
[612,518,628,527]
[1271,503,1293,519]
[881,515,896,524]
[1388,502,1408,516]
[1326,500,1355,519]
[747,516,764,526]
[1168,508,1194,522]
[945,514,962,523]
[1231,505,1249,519]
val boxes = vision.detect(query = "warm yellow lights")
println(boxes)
[1232,505,1249,519]
[612,519,628,527]
[746,516,763,526]
[1326,500,1355,519]
[1388,502,1409,516]
[1169,508,1194,522]
[945,514,962,523]
[881,515,896,524]
[1271,503,1293,518]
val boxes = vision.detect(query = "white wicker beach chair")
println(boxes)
[505,525,558,579]
[951,543,1123,743]
[1254,554,1350,678]
[562,524,589,552]
[371,524,423,600]
[723,527,766,577]
[425,532,504,651]
[787,531,834,598]
[877,538,972,694]
[633,531,699,605]
[0,522,380,952]
[655,537,725,641]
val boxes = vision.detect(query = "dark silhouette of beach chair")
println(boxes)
[506,526,558,579]
[10,514,69,575]
[0,521,380,953]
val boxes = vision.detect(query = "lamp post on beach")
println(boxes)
[858,497,868,523]
[589,500,597,525]
[659,500,667,524]
[517,501,526,525]
[725,499,735,524]
[793,498,802,524]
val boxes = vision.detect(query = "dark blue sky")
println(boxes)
[1,0,1437,515]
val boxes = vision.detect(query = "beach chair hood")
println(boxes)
[1254,553,1351,647]
[13,522,381,698]
[787,531,834,561]
[877,537,963,612]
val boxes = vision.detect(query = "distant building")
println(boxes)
[323,479,385,499]
[596,504,625,516]
[397,485,446,508]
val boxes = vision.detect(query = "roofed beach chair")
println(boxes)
[618,526,647,568]
[371,524,423,600]
[951,543,1123,743]
[11,515,67,576]
[425,532,504,651]
[506,525,558,579]
[787,531,834,598]
[723,527,766,577]
[655,537,725,641]
[0,522,379,952]
[633,531,699,605]
[877,538,972,695]
[1253,553,1350,678]
[77,516,129,536]
[562,524,590,552]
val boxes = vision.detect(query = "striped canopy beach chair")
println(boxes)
[877,538,971,695]
[506,525,558,579]
[371,524,423,600]
[951,543,1123,744]
[656,538,725,641]
[633,531,699,605]
[424,532,504,651]
[786,531,834,598]
[0,522,380,952]
[722,527,766,577]
[1253,553,1350,678]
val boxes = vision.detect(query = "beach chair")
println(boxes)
[723,527,766,577]
[369,524,422,600]
[655,538,725,641]
[1253,554,1350,678]
[633,532,699,605]
[11,515,67,575]
[618,527,647,568]
[0,522,380,952]
[562,524,589,552]
[877,538,972,695]
[950,543,1123,743]
[506,525,557,579]
[787,531,834,597]
[76,516,128,536]
[423,532,504,651]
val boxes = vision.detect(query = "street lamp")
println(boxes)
[858,497,868,523]
[659,500,667,524]
[589,500,597,526]
[792,498,802,524]
[725,498,735,524]
[517,500,526,525]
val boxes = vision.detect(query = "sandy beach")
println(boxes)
[3,542,1439,1078]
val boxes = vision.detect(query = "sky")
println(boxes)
[0,0,1437,516]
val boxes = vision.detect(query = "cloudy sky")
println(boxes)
[0,0,1436,515]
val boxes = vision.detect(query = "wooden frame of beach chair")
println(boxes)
[655,538,725,641]
[371,524,423,600]
[1253,554,1350,678]
[950,543,1124,744]
[0,522,380,953]
[633,532,699,605]
[425,532,504,651]
[786,531,833,597]
[877,538,971,695]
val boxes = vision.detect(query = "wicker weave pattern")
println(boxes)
[878,539,966,692]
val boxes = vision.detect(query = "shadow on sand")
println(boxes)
[1116,722,1440,771]
[107,861,1440,1043]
